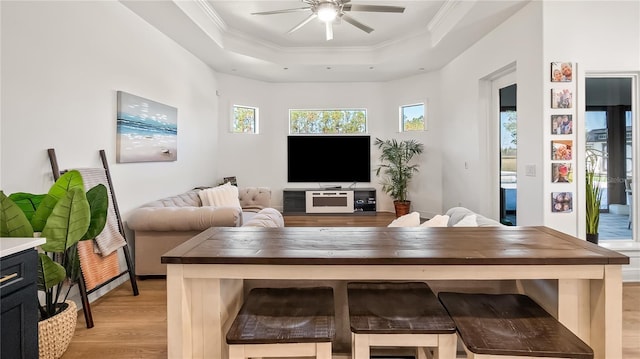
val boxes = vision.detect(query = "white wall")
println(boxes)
[437,1,545,224]
[1,1,220,217]
[542,1,640,282]
[542,0,640,237]
[215,72,444,217]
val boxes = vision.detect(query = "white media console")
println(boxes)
[283,188,376,215]
[305,190,354,214]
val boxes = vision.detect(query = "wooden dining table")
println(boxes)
[161,226,629,359]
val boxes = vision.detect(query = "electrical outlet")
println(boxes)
[525,164,536,177]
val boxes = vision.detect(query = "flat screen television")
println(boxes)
[287,135,371,183]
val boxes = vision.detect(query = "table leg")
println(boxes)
[167,265,191,359]
[167,266,243,359]
[590,265,623,359]
[557,278,591,342]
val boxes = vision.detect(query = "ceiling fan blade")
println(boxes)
[325,22,334,41]
[252,7,311,16]
[287,13,318,34]
[341,13,374,33]
[343,4,405,13]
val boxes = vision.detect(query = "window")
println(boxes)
[232,105,258,133]
[289,109,367,134]
[400,103,425,131]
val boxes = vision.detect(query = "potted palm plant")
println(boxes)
[0,170,108,359]
[585,149,603,244]
[374,138,424,217]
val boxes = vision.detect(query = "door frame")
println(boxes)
[579,71,638,242]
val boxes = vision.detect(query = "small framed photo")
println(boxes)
[223,176,238,186]
[552,163,573,183]
[551,140,572,160]
[551,88,572,109]
[552,192,573,213]
[551,114,572,134]
[551,62,572,82]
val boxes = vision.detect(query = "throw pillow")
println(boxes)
[198,183,241,209]
[453,214,478,227]
[387,211,421,227]
[420,214,450,227]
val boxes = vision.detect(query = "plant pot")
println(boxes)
[586,233,599,245]
[38,300,77,359]
[393,200,411,218]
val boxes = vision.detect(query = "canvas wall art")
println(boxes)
[551,114,572,134]
[551,192,573,213]
[116,91,178,163]
[552,163,573,183]
[551,88,572,109]
[550,62,572,82]
[551,140,572,160]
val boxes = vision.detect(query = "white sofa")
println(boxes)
[445,207,504,226]
[127,187,284,276]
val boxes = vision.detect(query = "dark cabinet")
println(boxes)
[1,248,39,359]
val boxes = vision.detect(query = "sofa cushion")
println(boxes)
[445,207,503,227]
[143,189,202,207]
[420,214,450,227]
[242,208,285,228]
[387,212,421,227]
[128,206,241,231]
[238,187,272,212]
[453,214,478,227]
[199,183,241,209]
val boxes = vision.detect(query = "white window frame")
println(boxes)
[232,105,259,134]
[399,103,426,132]
[288,108,368,134]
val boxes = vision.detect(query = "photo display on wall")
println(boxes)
[549,61,576,214]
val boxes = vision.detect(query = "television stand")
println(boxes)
[283,188,376,215]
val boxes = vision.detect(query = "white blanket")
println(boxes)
[76,168,127,255]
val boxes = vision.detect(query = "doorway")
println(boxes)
[499,84,517,225]
[585,77,634,240]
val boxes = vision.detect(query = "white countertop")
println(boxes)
[0,237,46,258]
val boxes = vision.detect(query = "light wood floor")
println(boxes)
[61,213,640,358]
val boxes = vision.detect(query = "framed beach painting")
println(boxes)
[116,91,178,163]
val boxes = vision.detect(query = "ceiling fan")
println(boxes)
[251,0,405,41]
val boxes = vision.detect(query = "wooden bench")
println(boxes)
[347,282,457,359]
[226,287,335,359]
[437,292,594,359]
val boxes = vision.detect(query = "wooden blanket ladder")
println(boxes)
[47,148,139,328]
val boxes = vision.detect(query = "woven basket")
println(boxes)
[38,300,78,359]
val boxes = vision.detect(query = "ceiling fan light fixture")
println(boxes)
[317,3,338,22]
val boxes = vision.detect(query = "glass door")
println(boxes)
[585,77,633,240]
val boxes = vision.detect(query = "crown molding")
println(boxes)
[428,0,476,47]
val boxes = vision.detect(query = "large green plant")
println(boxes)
[586,149,603,235]
[374,138,424,202]
[0,170,108,320]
